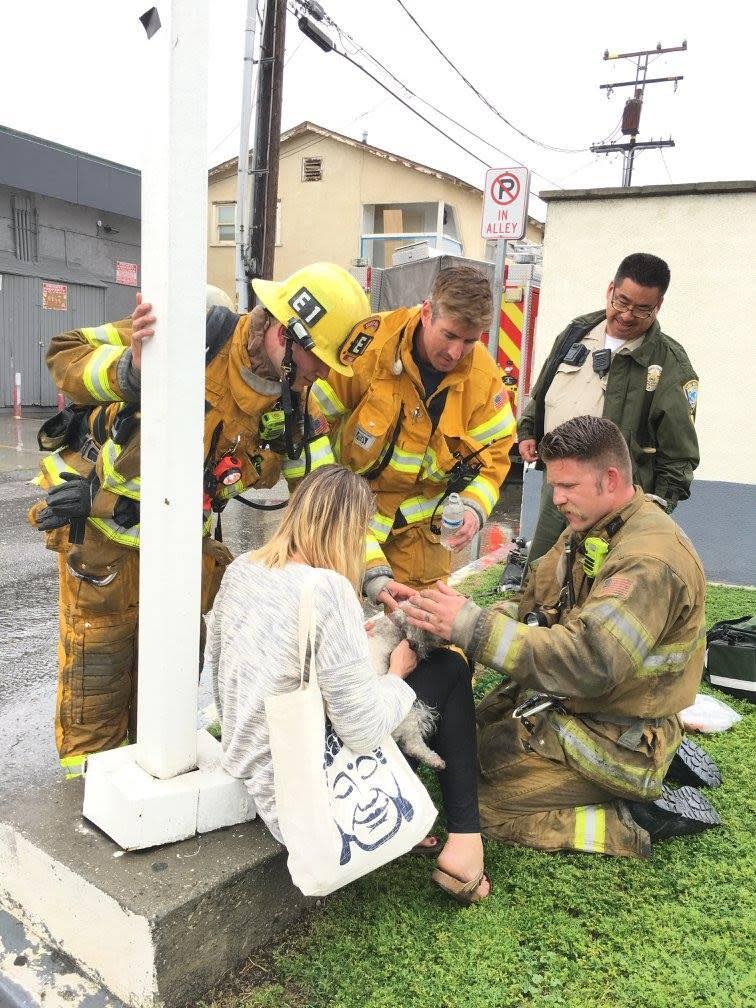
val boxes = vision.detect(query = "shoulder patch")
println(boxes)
[682,379,698,417]
[493,387,507,410]
[594,575,633,600]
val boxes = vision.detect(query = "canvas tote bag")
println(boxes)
[265,577,437,897]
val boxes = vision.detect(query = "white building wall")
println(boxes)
[534,186,756,485]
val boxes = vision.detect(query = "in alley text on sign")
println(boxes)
[481,167,530,240]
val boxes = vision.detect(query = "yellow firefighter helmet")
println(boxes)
[252,262,369,376]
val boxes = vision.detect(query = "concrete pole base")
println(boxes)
[83,731,256,850]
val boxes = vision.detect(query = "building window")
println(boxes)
[214,202,236,244]
[301,157,323,182]
[12,195,38,262]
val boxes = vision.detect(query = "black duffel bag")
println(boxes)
[705,615,756,702]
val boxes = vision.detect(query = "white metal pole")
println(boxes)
[489,239,507,364]
[137,0,210,780]
[235,0,258,311]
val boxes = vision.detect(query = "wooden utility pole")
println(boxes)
[248,0,287,283]
[592,41,686,187]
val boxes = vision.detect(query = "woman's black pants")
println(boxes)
[406,648,480,834]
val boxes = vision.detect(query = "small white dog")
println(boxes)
[367,608,447,770]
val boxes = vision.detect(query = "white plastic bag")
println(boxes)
[679,693,742,734]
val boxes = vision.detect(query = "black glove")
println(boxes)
[36,472,94,531]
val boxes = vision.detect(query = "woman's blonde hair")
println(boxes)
[250,464,374,592]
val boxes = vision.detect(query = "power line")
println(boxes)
[393,0,591,154]
[289,0,564,195]
[336,50,490,169]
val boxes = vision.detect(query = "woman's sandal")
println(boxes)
[409,836,440,857]
[432,867,491,905]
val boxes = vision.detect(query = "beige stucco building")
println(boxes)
[529,180,756,584]
[207,121,543,292]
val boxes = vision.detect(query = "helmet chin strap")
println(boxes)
[280,336,303,460]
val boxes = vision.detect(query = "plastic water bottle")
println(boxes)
[440,492,465,550]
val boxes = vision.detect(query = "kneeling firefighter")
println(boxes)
[28,263,370,779]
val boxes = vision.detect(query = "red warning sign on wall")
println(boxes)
[116,261,138,286]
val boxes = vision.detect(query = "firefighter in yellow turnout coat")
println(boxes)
[29,264,369,777]
[405,416,721,857]
[311,266,516,604]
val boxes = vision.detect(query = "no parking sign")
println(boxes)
[481,167,530,240]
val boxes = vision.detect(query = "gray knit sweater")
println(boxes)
[204,557,416,842]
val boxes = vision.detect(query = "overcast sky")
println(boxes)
[3,1,753,221]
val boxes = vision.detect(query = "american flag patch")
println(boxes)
[595,576,633,600]
[307,413,329,437]
[493,389,506,410]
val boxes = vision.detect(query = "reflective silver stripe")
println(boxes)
[399,492,444,524]
[83,345,122,402]
[574,804,606,852]
[484,615,521,671]
[552,714,659,796]
[586,600,653,667]
[310,379,345,418]
[88,516,140,548]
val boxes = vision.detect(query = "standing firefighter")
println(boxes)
[406,416,722,858]
[311,265,517,608]
[29,263,369,779]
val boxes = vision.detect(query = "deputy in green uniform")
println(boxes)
[518,253,699,563]
[405,416,721,858]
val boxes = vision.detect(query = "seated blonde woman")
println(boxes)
[204,464,490,904]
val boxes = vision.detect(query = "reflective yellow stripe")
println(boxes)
[585,599,654,668]
[480,613,524,672]
[216,479,245,502]
[365,535,385,564]
[399,492,444,525]
[463,475,499,517]
[60,753,87,779]
[468,401,516,445]
[369,512,393,543]
[641,627,706,676]
[88,516,140,548]
[42,449,78,486]
[100,440,141,499]
[311,379,345,419]
[386,446,424,476]
[83,344,122,402]
[81,323,123,348]
[281,437,336,480]
[574,805,606,853]
[420,445,446,482]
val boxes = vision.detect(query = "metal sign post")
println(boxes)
[481,167,530,366]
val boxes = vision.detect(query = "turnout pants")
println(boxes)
[383,523,452,592]
[38,516,232,776]
[476,684,682,858]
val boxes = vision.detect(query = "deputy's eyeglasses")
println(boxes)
[609,295,659,320]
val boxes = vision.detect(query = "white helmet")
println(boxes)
[206,284,235,311]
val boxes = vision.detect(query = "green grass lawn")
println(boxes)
[201,579,756,1008]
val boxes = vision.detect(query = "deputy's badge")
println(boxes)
[683,379,698,417]
[353,425,375,450]
[646,364,662,391]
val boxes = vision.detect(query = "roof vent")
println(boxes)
[301,157,323,182]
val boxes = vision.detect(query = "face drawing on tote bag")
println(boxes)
[324,726,415,866]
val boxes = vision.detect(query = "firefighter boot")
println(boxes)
[665,737,722,789]
[627,785,721,843]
